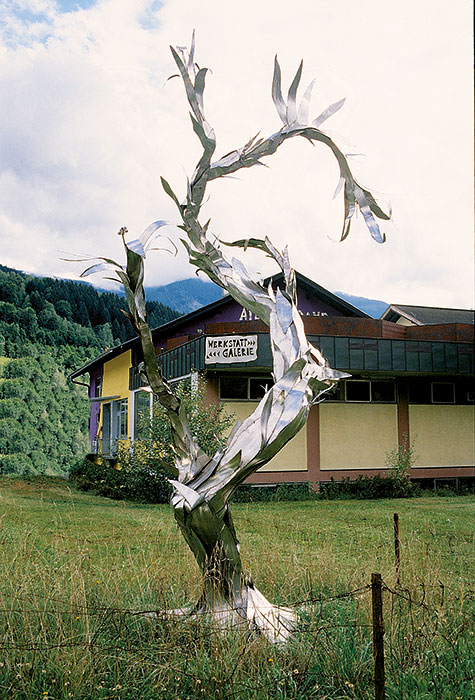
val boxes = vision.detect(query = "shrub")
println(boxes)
[231,482,317,503]
[385,435,417,489]
[69,450,172,503]
[318,474,421,500]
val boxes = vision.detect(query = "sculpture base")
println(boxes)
[147,585,296,644]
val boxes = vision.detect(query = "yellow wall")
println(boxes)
[223,401,307,472]
[320,403,398,470]
[410,405,475,467]
[101,350,132,436]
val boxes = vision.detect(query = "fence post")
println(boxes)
[393,513,401,585]
[371,573,386,700]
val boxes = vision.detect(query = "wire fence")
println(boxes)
[1,573,473,699]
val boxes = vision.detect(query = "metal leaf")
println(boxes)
[360,187,390,220]
[80,262,118,278]
[333,176,345,200]
[161,176,181,209]
[275,287,293,334]
[170,45,201,121]
[194,67,208,114]
[340,184,356,241]
[169,480,204,510]
[297,79,315,126]
[312,97,346,128]
[188,29,196,73]
[140,220,171,247]
[286,60,303,125]
[272,56,287,124]
[126,239,146,257]
[359,204,386,243]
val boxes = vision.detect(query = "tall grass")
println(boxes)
[0,477,473,699]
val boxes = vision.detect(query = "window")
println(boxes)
[114,399,129,439]
[431,382,455,404]
[94,377,102,398]
[219,375,272,400]
[409,380,458,404]
[344,379,396,403]
[249,377,271,400]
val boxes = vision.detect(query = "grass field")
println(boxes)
[0,477,473,699]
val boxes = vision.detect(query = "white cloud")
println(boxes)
[0,0,473,307]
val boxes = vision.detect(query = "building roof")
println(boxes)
[381,304,475,326]
[69,272,369,380]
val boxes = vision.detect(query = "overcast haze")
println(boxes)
[1,0,473,309]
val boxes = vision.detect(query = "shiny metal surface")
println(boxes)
[79,35,390,641]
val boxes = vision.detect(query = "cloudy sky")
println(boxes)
[1,0,473,308]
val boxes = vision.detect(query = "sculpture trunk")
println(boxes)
[174,502,246,616]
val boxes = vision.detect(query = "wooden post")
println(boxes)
[371,573,385,700]
[393,513,401,585]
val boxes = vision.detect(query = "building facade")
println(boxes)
[70,274,475,487]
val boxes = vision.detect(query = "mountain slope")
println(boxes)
[334,292,388,319]
[146,278,223,315]
[0,265,180,478]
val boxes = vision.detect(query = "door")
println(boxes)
[102,402,112,455]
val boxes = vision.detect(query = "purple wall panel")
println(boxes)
[89,367,103,447]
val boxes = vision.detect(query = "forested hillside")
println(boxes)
[0,265,179,477]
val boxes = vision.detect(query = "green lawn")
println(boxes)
[0,477,473,699]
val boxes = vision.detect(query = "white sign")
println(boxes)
[205,335,258,364]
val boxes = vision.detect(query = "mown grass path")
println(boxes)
[0,477,474,699]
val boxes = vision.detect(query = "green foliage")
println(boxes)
[69,450,172,503]
[0,353,90,475]
[4,356,39,379]
[136,376,235,473]
[385,434,417,482]
[0,376,39,403]
[71,377,235,503]
[231,482,317,503]
[0,397,27,421]
[0,264,179,352]
[0,264,180,478]
[318,473,421,500]
[0,453,36,475]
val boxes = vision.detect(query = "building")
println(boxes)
[70,273,475,488]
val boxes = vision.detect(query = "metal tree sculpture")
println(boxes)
[79,37,389,642]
